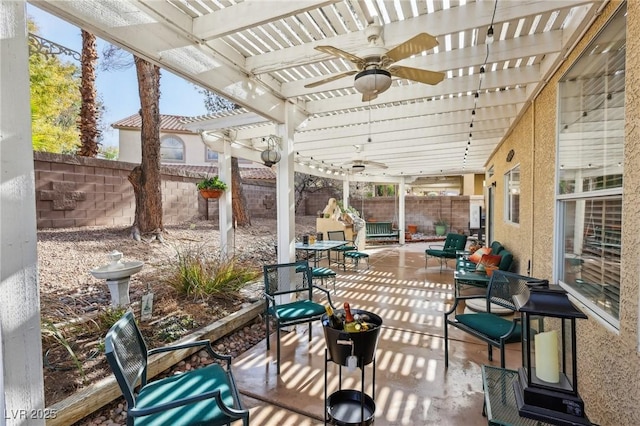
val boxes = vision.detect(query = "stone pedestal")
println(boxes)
[106,277,131,306]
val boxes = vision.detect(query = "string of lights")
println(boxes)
[464,0,498,170]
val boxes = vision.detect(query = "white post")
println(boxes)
[1,1,46,423]
[218,140,234,257]
[399,177,406,244]
[342,177,350,210]
[275,105,296,266]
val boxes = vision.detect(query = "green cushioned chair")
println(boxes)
[105,311,249,426]
[444,270,540,368]
[264,261,335,374]
[327,230,356,268]
[425,233,468,272]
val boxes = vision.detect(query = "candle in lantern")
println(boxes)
[535,330,560,383]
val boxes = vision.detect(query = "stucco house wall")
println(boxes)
[486,2,640,424]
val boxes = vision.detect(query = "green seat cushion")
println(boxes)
[455,313,521,341]
[332,245,356,252]
[344,251,369,259]
[426,249,457,259]
[134,364,234,425]
[312,267,336,277]
[496,250,513,271]
[272,300,326,321]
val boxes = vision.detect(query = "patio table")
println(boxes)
[295,240,347,268]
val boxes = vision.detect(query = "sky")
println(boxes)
[26,4,210,148]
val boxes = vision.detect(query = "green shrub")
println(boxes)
[166,245,259,300]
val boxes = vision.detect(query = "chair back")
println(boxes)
[104,311,148,409]
[327,230,346,241]
[489,241,504,255]
[486,271,538,312]
[443,233,468,251]
[264,261,313,300]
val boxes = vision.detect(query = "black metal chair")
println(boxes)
[105,311,249,426]
[263,261,335,374]
[444,270,543,368]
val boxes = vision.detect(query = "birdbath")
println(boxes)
[90,250,144,307]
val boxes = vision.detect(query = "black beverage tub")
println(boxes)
[322,309,382,367]
[327,389,375,426]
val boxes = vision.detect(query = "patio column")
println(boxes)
[0,0,46,422]
[275,103,296,265]
[399,177,406,244]
[342,177,350,210]
[218,140,234,256]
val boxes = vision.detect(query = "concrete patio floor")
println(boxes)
[233,242,523,425]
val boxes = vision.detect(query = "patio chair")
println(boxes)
[264,261,335,374]
[105,311,249,426]
[444,270,540,369]
[425,233,468,272]
[327,230,356,268]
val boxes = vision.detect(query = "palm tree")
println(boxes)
[76,30,100,157]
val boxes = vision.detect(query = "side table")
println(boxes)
[481,365,552,426]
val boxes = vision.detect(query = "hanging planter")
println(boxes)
[196,176,227,199]
[199,189,224,199]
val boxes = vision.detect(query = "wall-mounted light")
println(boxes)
[260,136,281,167]
[491,181,497,188]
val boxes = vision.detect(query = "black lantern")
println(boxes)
[512,286,591,425]
[260,136,281,167]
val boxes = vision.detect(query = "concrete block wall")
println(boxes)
[34,152,277,229]
[353,195,470,234]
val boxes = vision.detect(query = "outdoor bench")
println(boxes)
[365,222,399,241]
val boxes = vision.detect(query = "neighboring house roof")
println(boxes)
[162,164,275,181]
[112,114,196,134]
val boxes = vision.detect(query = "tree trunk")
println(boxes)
[128,58,163,241]
[77,30,100,157]
[231,157,251,226]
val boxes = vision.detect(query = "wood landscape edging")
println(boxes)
[45,300,264,426]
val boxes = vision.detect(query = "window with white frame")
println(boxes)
[504,166,520,224]
[556,3,625,328]
[205,147,218,162]
[160,136,185,162]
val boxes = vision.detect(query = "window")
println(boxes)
[556,4,625,328]
[205,147,218,162]
[160,136,185,162]
[504,166,520,224]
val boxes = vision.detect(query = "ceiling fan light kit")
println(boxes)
[354,69,392,96]
[352,164,366,173]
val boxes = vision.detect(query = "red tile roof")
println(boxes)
[112,114,196,133]
[162,164,275,180]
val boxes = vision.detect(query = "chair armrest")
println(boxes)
[444,294,487,315]
[148,340,232,364]
[129,387,247,419]
[311,284,335,309]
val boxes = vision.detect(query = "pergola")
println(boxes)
[1,0,608,420]
[33,0,603,180]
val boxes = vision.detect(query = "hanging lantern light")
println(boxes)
[261,136,281,167]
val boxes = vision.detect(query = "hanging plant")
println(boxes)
[197,177,227,199]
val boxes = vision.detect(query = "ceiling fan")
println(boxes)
[343,145,388,173]
[305,18,445,101]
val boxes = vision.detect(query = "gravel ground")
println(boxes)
[37,216,319,425]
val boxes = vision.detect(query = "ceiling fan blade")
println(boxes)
[364,160,388,169]
[362,92,378,102]
[384,33,439,63]
[304,70,357,89]
[389,65,445,85]
[315,45,366,68]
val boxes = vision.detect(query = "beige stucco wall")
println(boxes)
[486,1,639,424]
[118,129,214,166]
